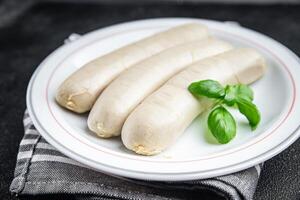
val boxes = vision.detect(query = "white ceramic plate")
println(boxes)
[27,18,300,181]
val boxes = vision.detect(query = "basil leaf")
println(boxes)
[188,80,225,99]
[224,84,254,106]
[208,106,236,144]
[237,98,261,130]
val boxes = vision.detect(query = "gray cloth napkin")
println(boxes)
[10,33,263,199]
[10,111,262,200]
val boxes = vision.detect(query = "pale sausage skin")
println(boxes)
[56,23,209,113]
[121,48,267,155]
[88,38,233,138]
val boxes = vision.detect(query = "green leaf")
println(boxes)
[224,84,254,106]
[188,80,225,99]
[208,106,236,144]
[236,98,261,130]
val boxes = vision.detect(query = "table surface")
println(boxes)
[0,2,299,200]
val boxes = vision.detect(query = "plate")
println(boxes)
[27,18,300,181]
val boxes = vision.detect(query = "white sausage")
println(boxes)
[56,23,208,113]
[88,38,233,138]
[121,48,267,155]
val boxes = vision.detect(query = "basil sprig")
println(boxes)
[188,80,260,144]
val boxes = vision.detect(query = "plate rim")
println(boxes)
[27,17,300,181]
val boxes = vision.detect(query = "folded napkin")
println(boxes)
[10,33,263,200]
[10,111,262,200]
